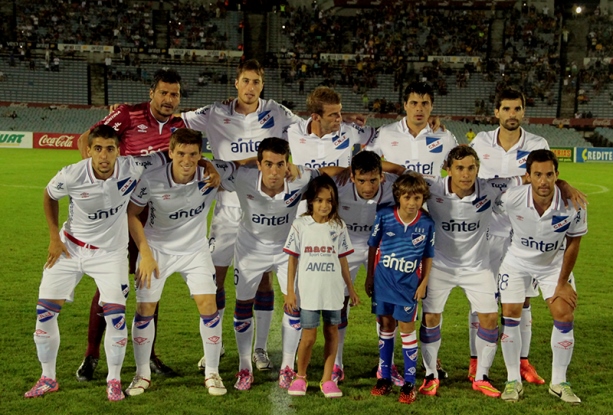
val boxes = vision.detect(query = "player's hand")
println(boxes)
[285,163,301,182]
[45,237,70,269]
[135,255,159,289]
[284,292,298,313]
[559,181,588,211]
[365,275,374,298]
[349,289,360,307]
[548,281,577,309]
[414,283,427,301]
[109,103,128,113]
[343,113,368,126]
[428,116,445,132]
[334,167,352,186]
[202,160,221,188]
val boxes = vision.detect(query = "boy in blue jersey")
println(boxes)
[365,173,435,404]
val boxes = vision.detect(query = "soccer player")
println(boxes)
[418,146,524,398]
[364,81,458,176]
[25,125,166,401]
[124,129,231,396]
[219,138,341,391]
[332,151,395,383]
[75,69,185,380]
[496,150,586,404]
[469,88,549,384]
[366,173,435,404]
[182,59,304,372]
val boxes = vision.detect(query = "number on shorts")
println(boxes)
[234,268,240,286]
[499,273,509,291]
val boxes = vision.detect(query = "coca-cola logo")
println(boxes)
[38,134,75,147]
[552,118,570,125]
[592,119,611,126]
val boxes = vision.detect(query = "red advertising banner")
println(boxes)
[33,132,80,150]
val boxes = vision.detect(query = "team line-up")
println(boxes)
[23,60,587,406]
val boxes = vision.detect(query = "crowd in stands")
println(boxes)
[586,7,613,58]
[169,2,240,50]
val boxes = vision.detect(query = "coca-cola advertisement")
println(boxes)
[33,132,80,150]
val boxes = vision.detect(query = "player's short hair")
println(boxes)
[446,145,480,169]
[351,151,382,176]
[403,82,434,104]
[306,86,341,116]
[495,87,526,110]
[169,128,203,152]
[89,125,119,146]
[257,137,290,162]
[303,174,342,226]
[392,172,430,204]
[151,69,182,91]
[236,59,265,81]
[526,149,558,173]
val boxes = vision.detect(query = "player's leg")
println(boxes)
[126,301,157,396]
[371,305,395,397]
[320,310,342,398]
[26,241,82,398]
[253,271,274,371]
[520,280,545,385]
[289,310,318,396]
[543,273,580,404]
[76,290,105,381]
[498,262,531,402]
[396,308,418,404]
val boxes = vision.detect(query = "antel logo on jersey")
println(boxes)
[441,220,480,232]
[258,110,275,129]
[137,124,148,133]
[37,134,76,148]
[230,138,260,153]
[304,159,339,168]
[472,195,491,212]
[521,237,559,253]
[169,200,207,219]
[333,132,350,149]
[347,223,372,233]
[426,137,443,153]
[381,253,418,273]
[88,201,127,220]
[251,213,290,226]
[405,160,434,175]
[552,215,571,233]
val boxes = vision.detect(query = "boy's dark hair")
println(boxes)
[257,137,290,162]
[303,174,342,226]
[446,145,480,169]
[403,81,434,104]
[526,149,558,173]
[151,68,182,91]
[494,87,526,110]
[236,59,265,82]
[169,128,202,152]
[89,125,119,146]
[351,151,382,176]
[392,172,430,205]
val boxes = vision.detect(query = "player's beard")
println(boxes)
[502,119,521,131]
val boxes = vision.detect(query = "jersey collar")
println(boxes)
[85,158,120,183]
[401,118,433,139]
[394,207,422,226]
[493,127,526,150]
[525,184,562,212]
[164,162,203,187]
[231,98,263,116]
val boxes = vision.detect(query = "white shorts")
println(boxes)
[38,237,129,306]
[234,240,288,301]
[347,244,368,296]
[489,233,538,298]
[422,266,498,314]
[498,261,576,304]
[209,204,241,267]
[135,247,217,303]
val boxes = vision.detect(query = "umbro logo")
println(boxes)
[516,215,524,221]
[299,138,306,144]
[133,336,148,345]
[137,124,148,133]
[223,118,231,124]
[386,232,395,237]
[391,141,399,146]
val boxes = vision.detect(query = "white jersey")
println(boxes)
[336,173,396,247]
[129,160,235,255]
[365,119,458,176]
[283,216,354,311]
[182,98,303,208]
[221,166,318,246]
[494,184,587,273]
[46,153,166,251]
[425,175,522,271]
[284,119,375,168]
[471,127,550,236]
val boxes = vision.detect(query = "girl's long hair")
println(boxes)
[302,174,342,226]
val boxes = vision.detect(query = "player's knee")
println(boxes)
[549,301,574,322]
[523,297,531,307]
[423,312,441,328]
[136,302,157,316]
[379,315,396,332]
[477,312,498,329]
[215,266,229,287]
[502,303,523,319]
[257,272,273,291]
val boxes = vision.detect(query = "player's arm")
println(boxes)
[197,158,221,188]
[43,189,70,268]
[548,235,582,309]
[127,201,159,289]
[340,256,360,306]
[556,179,588,211]
[285,254,299,311]
[365,246,378,298]
[415,257,432,301]
[382,160,407,176]
[77,130,90,159]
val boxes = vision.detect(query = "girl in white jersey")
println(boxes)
[283,175,360,398]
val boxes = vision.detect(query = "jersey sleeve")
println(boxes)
[493,191,509,217]
[283,221,301,256]
[211,159,237,183]
[220,163,243,192]
[423,219,435,259]
[182,105,212,131]
[92,105,132,137]
[131,153,167,177]
[567,207,588,237]
[364,128,383,156]
[130,176,151,207]
[337,222,354,257]
[367,211,384,247]
[346,122,375,146]
[46,167,69,200]
[486,176,522,195]
[276,102,303,128]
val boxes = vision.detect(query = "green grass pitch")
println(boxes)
[1,149,612,414]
